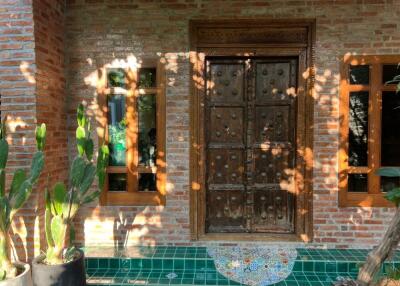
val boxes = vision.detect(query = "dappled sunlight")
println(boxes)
[19,61,35,84]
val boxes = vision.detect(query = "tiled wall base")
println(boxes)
[85,247,400,286]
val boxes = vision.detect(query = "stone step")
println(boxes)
[84,248,400,273]
[83,247,400,286]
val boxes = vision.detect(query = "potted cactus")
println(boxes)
[0,121,46,286]
[31,104,109,286]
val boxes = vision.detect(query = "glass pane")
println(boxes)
[138,68,156,88]
[107,68,126,88]
[348,173,368,192]
[381,177,400,193]
[108,94,126,166]
[381,91,400,166]
[382,64,400,84]
[108,173,126,192]
[138,173,156,192]
[138,95,156,167]
[349,65,369,85]
[349,92,369,166]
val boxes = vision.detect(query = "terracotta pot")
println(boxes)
[32,249,86,286]
[0,262,33,286]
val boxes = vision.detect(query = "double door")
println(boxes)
[205,57,298,234]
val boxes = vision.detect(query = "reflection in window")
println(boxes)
[107,68,126,88]
[349,65,369,85]
[138,68,156,88]
[381,91,400,166]
[348,173,368,192]
[349,92,369,166]
[381,177,400,193]
[138,95,156,167]
[382,64,400,84]
[108,95,126,166]
[139,173,156,192]
[108,173,127,191]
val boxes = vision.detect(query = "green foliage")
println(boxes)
[0,120,46,280]
[376,167,400,206]
[376,167,400,177]
[36,123,46,152]
[107,69,126,88]
[97,144,109,189]
[386,74,400,93]
[75,103,94,160]
[384,265,400,280]
[44,104,109,265]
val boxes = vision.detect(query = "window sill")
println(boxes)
[339,192,394,208]
[100,191,166,206]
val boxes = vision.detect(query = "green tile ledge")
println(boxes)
[84,246,400,286]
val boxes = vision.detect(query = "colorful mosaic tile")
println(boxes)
[207,246,297,286]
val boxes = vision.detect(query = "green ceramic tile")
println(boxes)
[87,258,98,269]
[142,259,152,269]
[109,259,119,270]
[196,259,206,270]
[184,259,195,270]
[152,259,163,269]
[303,261,314,271]
[174,259,184,270]
[162,259,174,270]
[98,259,108,269]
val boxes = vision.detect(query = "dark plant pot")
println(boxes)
[32,249,86,286]
[0,262,32,286]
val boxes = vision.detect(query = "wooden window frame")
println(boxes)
[339,55,400,207]
[99,59,166,206]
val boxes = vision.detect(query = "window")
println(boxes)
[99,59,166,206]
[339,55,400,207]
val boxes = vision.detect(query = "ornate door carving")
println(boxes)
[205,57,297,234]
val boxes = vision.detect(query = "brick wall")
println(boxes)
[0,0,67,261]
[32,0,68,256]
[65,0,400,248]
[0,0,39,261]
[2,0,400,259]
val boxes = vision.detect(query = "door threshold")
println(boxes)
[198,232,302,242]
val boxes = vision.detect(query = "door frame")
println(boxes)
[189,19,315,242]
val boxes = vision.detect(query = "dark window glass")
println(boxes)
[138,68,156,88]
[381,177,400,193]
[349,92,369,166]
[382,64,400,84]
[348,174,368,192]
[139,173,156,192]
[138,95,156,167]
[107,68,126,88]
[381,91,400,166]
[349,65,369,85]
[108,173,127,191]
[108,94,126,166]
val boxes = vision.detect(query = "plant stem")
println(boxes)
[357,207,400,286]
[0,230,16,279]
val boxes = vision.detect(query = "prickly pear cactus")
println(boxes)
[45,104,109,265]
[0,121,46,281]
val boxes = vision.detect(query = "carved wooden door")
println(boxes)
[205,57,297,234]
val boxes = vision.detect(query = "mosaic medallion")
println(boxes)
[207,246,297,286]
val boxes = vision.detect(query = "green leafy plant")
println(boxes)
[44,104,109,265]
[0,121,46,280]
[107,69,126,88]
[384,265,400,281]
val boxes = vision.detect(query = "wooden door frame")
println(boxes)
[189,19,315,242]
